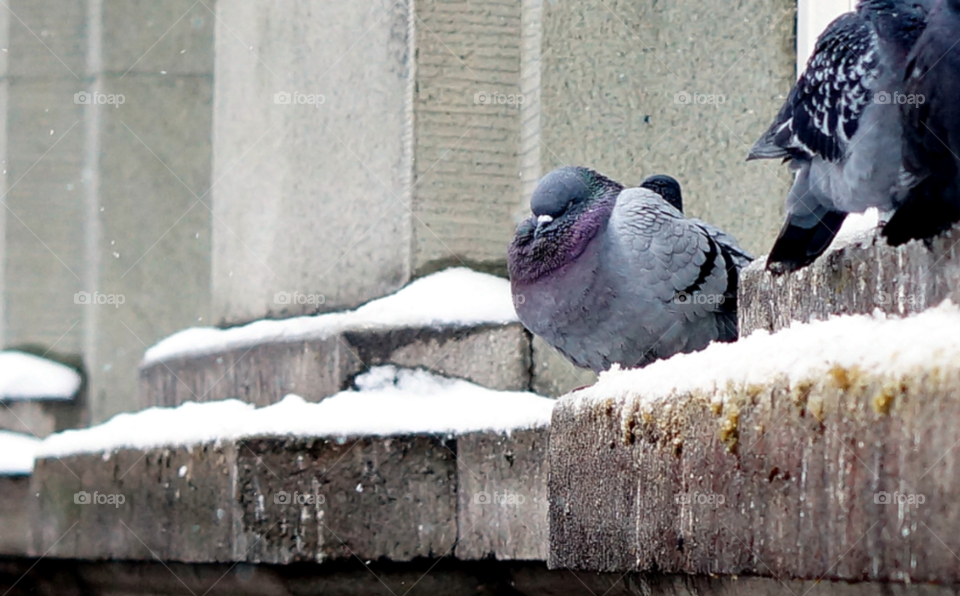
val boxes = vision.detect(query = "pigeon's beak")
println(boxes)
[534,214,554,237]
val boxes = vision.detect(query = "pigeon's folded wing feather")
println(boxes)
[690,219,755,269]
[609,189,728,318]
[749,12,878,163]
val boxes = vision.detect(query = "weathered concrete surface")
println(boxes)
[211,0,413,324]
[4,559,960,596]
[31,435,459,564]
[456,428,549,561]
[29,428,554,566]
[741,225,960,336]
[528,0,796,258]
[411,0,522,276]
[3,0,214,424]
[0,476,31,555]
[549,361,960,585]
[0,398,84,438]
[530,335,597,398]
[236,436,457,564]
[138,323,532,408]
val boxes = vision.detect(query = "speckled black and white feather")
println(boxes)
[748,0,931,274]
[750,13,879,164]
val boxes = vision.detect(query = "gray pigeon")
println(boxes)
[748,0,930,274]
[883,0,960,245]
[507,167,753,373]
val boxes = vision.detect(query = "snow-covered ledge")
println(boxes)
[31,367,553,564]
[740,216,960,336]
[138,268,554,408]
[549,303,960,585]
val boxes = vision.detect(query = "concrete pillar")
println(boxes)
[3,0,214,423]
[211,0,414,325]
[410,0,523,276]
[524,0,797,256]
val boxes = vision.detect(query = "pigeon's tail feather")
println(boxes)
[765,210,847,275]
[747,135,791,162]
[882,175,960,246]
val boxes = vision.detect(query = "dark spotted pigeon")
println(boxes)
[507,167,753,373]
[748,0,931,273]
[883,0,960,245]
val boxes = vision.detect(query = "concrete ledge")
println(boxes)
[139,323,532,408]
[0,476,31,556]
[740,224,960,336]
[456,428,549,561]
[548,363,960,584]
[29,429,547,565]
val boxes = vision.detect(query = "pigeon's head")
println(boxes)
[859,0,931,51]
[508,166,623,283]
[640,174,683,212]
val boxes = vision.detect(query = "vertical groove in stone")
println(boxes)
[518,0,542,213]
[411,0,523,274]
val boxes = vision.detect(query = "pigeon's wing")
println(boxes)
[608,189,732,321]
[749,12,878,163]
[689,219,755,270]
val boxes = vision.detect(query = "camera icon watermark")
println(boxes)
[274,91,325,108]
[74,491,125,508]
[675,491,725,506]
[673,291,725,306]
[474,91,525,107]
[273,291,326,306]
[874,491,925,507]
[74,91,125,108]
[474,490,526,506]
[74,291,125,308]
[874,91,924,107]
[674,91,725,107]
[274,490,325,505]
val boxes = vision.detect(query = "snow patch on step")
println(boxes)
[0,351,81,400]
[576,300,960,408]
[0,431,41,475]
[143,268,519,365]
[37,366,554,458]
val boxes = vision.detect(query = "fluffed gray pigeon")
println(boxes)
[748,0,930,273]
[507,167,753,373]
[883,0,960,245]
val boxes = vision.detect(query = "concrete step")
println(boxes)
[138,268,584,407]
[740,218,960,336]
[0,351,83,438]
[30,366,550,565]
[547,302,960,585]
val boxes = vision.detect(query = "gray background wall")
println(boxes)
[1,0,796,423]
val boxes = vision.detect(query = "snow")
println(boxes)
[36,366,555,458]
[827,208,881,251]
[575,300,960,409]
[0,431,41,474]
[144,268,519,365]
[0,351,81,400]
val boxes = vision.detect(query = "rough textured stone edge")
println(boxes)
[549,363,960,585]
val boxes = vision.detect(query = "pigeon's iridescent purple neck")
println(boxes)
[508,188,618,284]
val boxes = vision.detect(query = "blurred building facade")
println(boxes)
[3,0,800,424]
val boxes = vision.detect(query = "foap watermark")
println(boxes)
[74,91,125,108]
[875,291,923,308]
[875,491,926,507]
[274,291,326,306]
[675,491,726,506]
[274,490,326,506]
[874,91,924,107]
[512,293,526,309]
[274,91,325,108]
[474,490,526,506]
[75,491,125,508]
[674,91,726,107]
[474,91,525,107]
[674,291,725,306]
[74,291,125,308]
